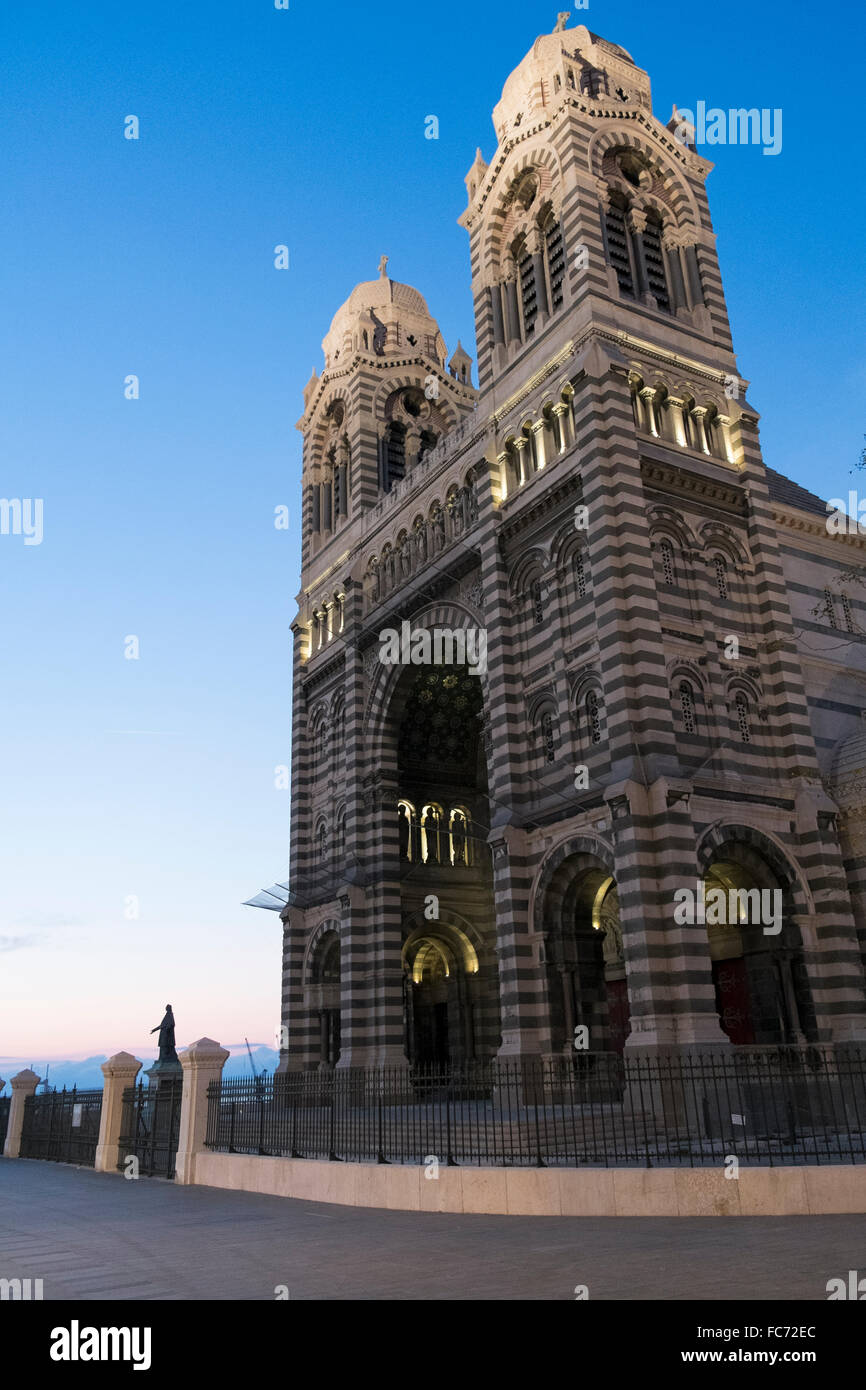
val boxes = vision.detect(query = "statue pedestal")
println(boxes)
[145,1059,183,1090]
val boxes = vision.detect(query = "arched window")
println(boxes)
[420,804,443,864]
[641,213,670,312]
[542,212,565,311]
[314,717,327,769]
[449,807,471,867]
[540,710,557,763]
[713,555,729,600]
[383,422,406,491]
[604,196,634,297]
[734,691,752,744]
[398,800,415,861]
[317,820,329,862]
[573,550,587,599]
[334,440,350,519]
[530,577,545,625]
[679,681,697,734]
[519,242,538,337]
[334,807,346,860]
[586,690,603,745]
[659,539,676,587]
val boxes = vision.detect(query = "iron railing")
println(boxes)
[204,1047,866,1168]
[0,1095,10,1151]
[117,1079,183,1178]
[19,1087,102,1166]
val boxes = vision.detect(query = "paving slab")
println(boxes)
[1,1159,863,1300]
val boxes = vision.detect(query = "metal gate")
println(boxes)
[19,1088,102,1166]
[0,1095,10,1151]
[118,1079,183,1177]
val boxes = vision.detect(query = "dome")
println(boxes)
[321,258,446,369]
[332,277,432,329]
[492,23,647,143]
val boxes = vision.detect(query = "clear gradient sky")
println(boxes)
[2,0,864,1062]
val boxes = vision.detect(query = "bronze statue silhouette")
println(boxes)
[150,1005,179,1064]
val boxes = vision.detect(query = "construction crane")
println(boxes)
[245,1037,265,1098]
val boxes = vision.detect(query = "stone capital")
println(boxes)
[10,1068,41,1092]
[627,208,647,235]
[101,1052,142,1081]
[178,1038,230,1072]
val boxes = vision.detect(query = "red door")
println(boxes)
[607,978,631,1053]
[713,957,755,1045]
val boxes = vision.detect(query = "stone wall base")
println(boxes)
[192,1153,866,1216]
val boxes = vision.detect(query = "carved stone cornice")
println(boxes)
[303,650,346,695]
[641,459,747,514]
[498,470,584,546]
[774,509,866,552]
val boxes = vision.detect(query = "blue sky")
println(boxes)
[2,0,864,1063]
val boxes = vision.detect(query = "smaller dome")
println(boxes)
[321,259,447,369]
[335,278,432,326]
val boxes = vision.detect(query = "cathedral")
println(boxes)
[248,20,866,1070]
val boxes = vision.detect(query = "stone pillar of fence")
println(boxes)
[174,1038,230,1185]
[2,1069,41,1158]
[94,1051,142,1174]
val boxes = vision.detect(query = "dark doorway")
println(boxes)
[413,991,450,1066]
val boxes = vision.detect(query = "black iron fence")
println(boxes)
[117,1079,183,1178]
[0,1095,10,1151]
[204,1047,866,1168]
[19,1087,103,1166]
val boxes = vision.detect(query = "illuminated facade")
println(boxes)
[255,21,866,1069]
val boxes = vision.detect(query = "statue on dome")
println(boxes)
[554,12,570,31]
[378,254,389,278]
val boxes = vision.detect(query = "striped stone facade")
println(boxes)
[275,22,866,1070]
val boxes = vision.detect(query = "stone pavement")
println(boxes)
[1,1159,863,1300]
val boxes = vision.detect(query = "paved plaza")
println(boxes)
[1,1159,863,1300]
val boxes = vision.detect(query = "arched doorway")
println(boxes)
[702,845,815,1045]
[310,931,341,1067]
[541,853,631,1054]
[402,921,481,1067]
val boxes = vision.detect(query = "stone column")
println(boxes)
[512,435,529,487]
[717,414,735,463]
[639,387,659,437]
[528,228,549,318]
[666,396,688,448]
[174,1038,230,1186]
[489,282,505,346]
[495,448,511,501]
[530,418,549,471]
[690,405,711,454]
[683,243,704,306]
[627,209,650,299]
[552,402,572,453]
[664,235,687,311]
[3,1069,41,1158]
[504,276,521,343]
[94,1052,142,1173]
